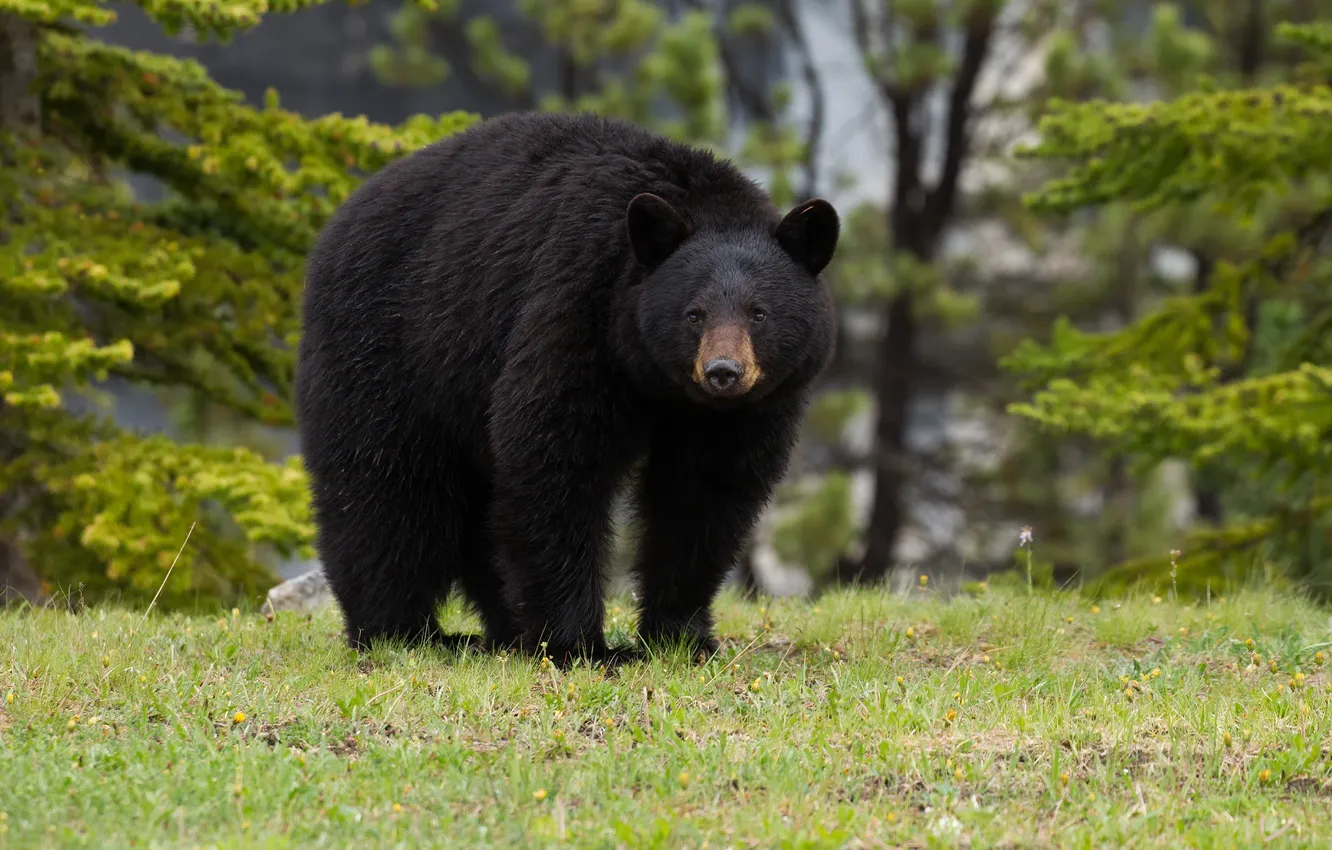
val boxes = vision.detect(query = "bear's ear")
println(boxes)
[626,193,692,269]
[775,198,839,276]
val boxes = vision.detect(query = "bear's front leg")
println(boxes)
[632,402,802,662]
[487,341,640,669]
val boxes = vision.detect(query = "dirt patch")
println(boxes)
[328,732,361,758]
[1285,776,1332,796]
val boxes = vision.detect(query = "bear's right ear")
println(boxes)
[626,193,692,269]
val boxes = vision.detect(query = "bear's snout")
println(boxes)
[704,359,742,393]
[693,325,761,398]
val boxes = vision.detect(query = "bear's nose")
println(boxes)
[704,359,743,392]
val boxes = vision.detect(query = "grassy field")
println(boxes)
[2,585,1331,848]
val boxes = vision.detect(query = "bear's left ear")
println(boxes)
[626,193,692,269]
[775,198,839,276]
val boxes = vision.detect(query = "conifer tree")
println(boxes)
[1008,21,1332,594]
[0,0,474,606]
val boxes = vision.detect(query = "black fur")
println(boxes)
[295,111,838,666]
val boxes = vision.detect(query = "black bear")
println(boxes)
[295,111,838,666]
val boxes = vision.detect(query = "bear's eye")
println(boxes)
[686,310,702,324]
[752,310,767,324]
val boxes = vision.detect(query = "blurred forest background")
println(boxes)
[2,0,1330,610]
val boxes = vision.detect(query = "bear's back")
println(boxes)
[298,112,779,452]
[306,112,776,307]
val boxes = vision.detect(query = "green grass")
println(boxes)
[2,586,1331,848]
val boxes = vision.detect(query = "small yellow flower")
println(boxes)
[67,718,77,730]
[1223,731,1233,747]
[603,717,615,729]
[1087,792,1096,802]
[944,709,957,724]
[233,711,246,724]
[1123,688,1134,700]
[1269,659,1279,674]
[748,678,761,693]
[886,812,897,824]
[952,691,961,702]
[678,771,691,788]
[392,803,402,813]
[953,768,964,781]
[1066,616,1074,624]
[1178,627,1188,637]
[533,788,547,801]
[895,676,904,687]
[1316,652,1325,666]
[1090,605,1100,614]
[980,655,991,664]
[1150,668,1161,678]
[1152,596,1162,604]
[905,627,915,639]
[1259,769,1271,783]
[1059,772,1069,785]
[5,692,12,705]
[919,575,928,588]
[1293,672,1306,688]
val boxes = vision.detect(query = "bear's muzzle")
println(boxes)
[693,325,761,398]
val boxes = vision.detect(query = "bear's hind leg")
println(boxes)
[311,462,477,652]
[451,476,521,650]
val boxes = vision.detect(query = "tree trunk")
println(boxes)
[1185,1,1264,529]
[0,13,39,131]
[1188,251,1225,525]
[841,290,916,584]
[836,6,996,585]
[0,12,45,607]
[0,523,41,606]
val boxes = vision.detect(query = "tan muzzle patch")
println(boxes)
[692,324,761,395]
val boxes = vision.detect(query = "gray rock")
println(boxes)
[263,568,333,614]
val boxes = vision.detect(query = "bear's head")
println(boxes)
[626,192,839,407]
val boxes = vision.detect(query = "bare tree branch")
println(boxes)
[773,0,823,199]
[686,0,779,122]
[923,6,998,240]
